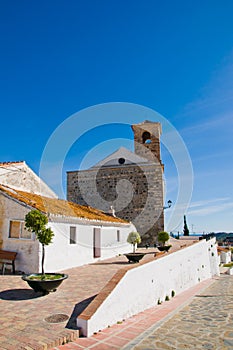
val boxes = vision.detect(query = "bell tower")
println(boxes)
[131,120,162,163]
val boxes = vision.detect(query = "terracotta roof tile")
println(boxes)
[0,161,24,167]
[0,184,127,224]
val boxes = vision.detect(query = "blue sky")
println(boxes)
[0,1,233,233]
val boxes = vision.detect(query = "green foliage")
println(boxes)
[223,262,233,267]
[165,295,170,301]
[25,210,54,245]
[25,210,54,274]
[127,231,141,253]
[158,231,170,246]
[28,274,63,281]
[171,290,175,297]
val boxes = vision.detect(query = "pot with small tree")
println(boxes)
[21,209,68,294]
[157,231,172,252]
[124,231,145,263]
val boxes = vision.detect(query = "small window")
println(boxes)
[70,226,76,244]
[117,230,120,242]
[118,158,125,165]
[21,222,32,239]
[9,220,32,239]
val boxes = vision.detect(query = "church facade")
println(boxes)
[67,121,164,245]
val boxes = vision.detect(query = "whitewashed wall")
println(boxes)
[1,193,134,273]
[0,162,57,198]
[78,238,219,336]
[1,194,40,273]
[44,221,133,272]
[220,251,232,264]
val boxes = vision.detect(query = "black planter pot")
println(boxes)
[22,273,68,295]
[124,253,145,263]
[157,245,172,252]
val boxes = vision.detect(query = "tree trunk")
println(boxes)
[41,244,45,275]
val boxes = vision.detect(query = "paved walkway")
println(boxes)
[0,241,232,350]
[53,275,233,350]
[53,276,233,350]
[129,274,233,350]
[0,247,173,350]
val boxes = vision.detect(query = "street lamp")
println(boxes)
[163,200,172,209]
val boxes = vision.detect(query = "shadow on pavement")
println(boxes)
[66,294,97,330]
[0,288,44,300]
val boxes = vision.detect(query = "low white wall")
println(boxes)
[220,251,231,264]
[78,238,219,336]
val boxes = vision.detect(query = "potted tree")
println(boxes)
[124,231,145,263]
[157,231,172,252]
[22,209,68,294]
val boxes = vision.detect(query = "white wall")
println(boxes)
[0,162,57,198]
[1,194,40,273]
[77,238,219,336]
[220,251,232,264]
[44,221,134,272]
[1,193,134,273]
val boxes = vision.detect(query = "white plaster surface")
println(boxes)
[220,250,232,264]
[0,162,57,198]
[0,192,134,273]
[78,238,219,336]
[44,221,134,272]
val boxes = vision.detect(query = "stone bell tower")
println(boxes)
[130,120,164,244]
[131,120,162,163]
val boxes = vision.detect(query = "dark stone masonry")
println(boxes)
[67,121,164,245]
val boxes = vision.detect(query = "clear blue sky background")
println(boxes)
[1,1,233,233]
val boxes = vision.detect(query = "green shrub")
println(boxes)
[158,231,170,246]
[223,262,233,267]
[127,231,141,253]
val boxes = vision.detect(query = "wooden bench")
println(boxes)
[0,250,17,274]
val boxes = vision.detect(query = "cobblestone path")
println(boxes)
[128,275,233,350]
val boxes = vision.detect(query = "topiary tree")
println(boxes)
[158,231,170,246]
[25,209,54,275]
[127,231,141,253]
[183,215,190,236]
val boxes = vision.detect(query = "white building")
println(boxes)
[0,161,57,198]
[0,183,134,273]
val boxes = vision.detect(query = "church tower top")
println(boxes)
[131,120,162,163]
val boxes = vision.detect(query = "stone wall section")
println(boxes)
[67,162,164,245]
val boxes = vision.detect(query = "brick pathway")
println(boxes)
[0,239,223,350]
[0,248,168,350]
[53,277,217,350]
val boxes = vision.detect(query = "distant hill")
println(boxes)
[210,232,233,241]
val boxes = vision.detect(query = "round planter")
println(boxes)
[124,253,145,263]
[157,245,172,252]
[22,273,68,295]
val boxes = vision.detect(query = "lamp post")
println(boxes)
[163,200,172,209]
